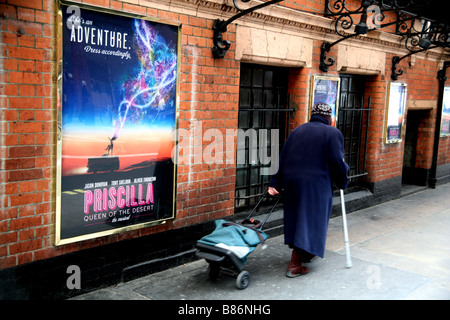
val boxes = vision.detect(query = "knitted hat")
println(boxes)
[311,103,332,116]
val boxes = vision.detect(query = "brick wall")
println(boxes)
[175,17,239,228]
[287,66,309,129]
[1,0,56,269]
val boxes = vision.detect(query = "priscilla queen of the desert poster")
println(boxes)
[56,2,180,244]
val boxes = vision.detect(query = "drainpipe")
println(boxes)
[429,61,450,188]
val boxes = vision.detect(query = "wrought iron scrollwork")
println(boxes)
[391,11,449,79]
[322,0,441,74]
[321,0,386,72]
[319,33,360,72]
[212,0,284,58]
[320,42,334,72]
[325,0,386,36]
[212,19,231,59]
[398,17,450,52]
[437,61,450,82]
[391,45,438,80]
[391,55,404,80]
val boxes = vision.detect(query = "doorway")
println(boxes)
[337,74,371,188]
[402,109,431,186]
[235,63,290,210]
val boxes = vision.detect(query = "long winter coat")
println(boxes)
[269,115,349,258]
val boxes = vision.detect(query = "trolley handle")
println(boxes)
[244,189,282,230]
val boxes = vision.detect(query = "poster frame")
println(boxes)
[309,75,340,127]
[55,0,181,245]
[384,82,407,144]
[440,87,450,137]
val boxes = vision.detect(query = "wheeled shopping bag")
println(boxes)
[195,190,281,289]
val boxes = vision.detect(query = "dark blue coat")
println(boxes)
[269,115,349,258]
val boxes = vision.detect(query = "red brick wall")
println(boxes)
[364,75,387,183]
[175,17,239,228]
[1,0,56,269]
[287,67,310,130]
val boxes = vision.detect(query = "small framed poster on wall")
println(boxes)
[384,82,407,144]
[441,87,450,136]
[310,76,340,127]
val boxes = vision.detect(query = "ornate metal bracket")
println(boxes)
[321,0,436,73]
[391,46,437,80]
[437,61,450,82]
[320,34,359,72]
[397,14,450,50]
[212,0,283,58]
[320,42,333,73]
[392,15,449,79]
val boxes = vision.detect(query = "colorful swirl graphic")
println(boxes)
[113,19,177,139]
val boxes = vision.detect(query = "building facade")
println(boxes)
[1,0,449,298]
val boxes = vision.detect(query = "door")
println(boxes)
[235,63,290,210]
[337,74,371,188]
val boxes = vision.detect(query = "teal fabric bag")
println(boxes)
[198,219,269,260]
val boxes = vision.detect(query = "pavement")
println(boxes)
[71,183,450,301]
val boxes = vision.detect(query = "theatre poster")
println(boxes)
[310,76,340,127]
[55,2,180,245]
[441,87,450,137]
[384,82,407,144]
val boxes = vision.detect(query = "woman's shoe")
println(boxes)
[286,265,310,278]
[286,249,310,277]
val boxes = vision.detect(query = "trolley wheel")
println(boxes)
[236,270,250,290]
[208,264,220,281]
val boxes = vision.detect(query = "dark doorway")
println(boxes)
[402,109,430,186]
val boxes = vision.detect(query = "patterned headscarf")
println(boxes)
[311,103,332,116]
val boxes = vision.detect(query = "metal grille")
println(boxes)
[235,63,291,210]
[337,74,372,187]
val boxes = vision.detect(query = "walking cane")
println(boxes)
[340,189,352,268]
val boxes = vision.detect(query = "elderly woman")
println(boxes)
[268,103,349,278]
